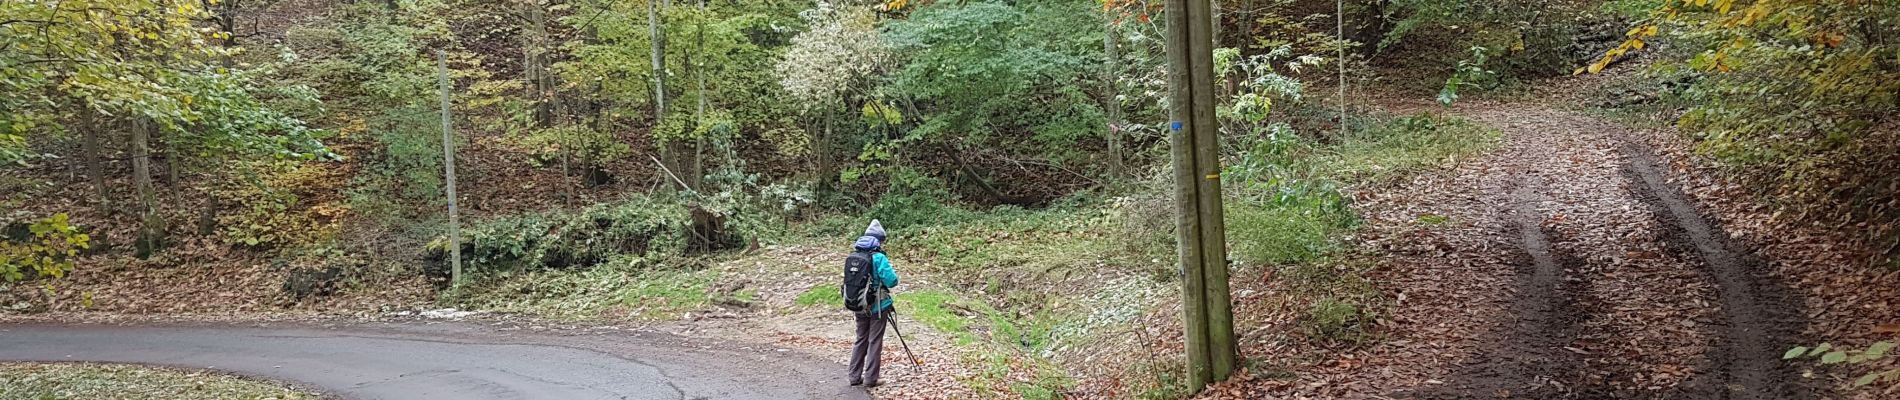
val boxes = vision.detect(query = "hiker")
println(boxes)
[843,219,899,387]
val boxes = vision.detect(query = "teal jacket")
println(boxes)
[871,252,899,313]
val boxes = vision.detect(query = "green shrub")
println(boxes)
[517,124,631,173]
[426,196,688,286]
[0,133,27,166]
[865,169,968,230]
[1,213,88,283]
[700,150,816,248]
[211,160,344,250]
[1598,1,1900,261]
[1380,0,1594,82]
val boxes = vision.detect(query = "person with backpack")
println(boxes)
[843,219,898,387]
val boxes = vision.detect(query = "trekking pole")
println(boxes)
[886,308,924,367]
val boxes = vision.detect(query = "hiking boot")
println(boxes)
[864,380,883,388]
[849,378,863,386]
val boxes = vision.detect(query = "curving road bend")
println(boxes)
[0,321,869,400]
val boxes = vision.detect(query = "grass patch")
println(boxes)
[1283,256,1386,344]
[898,290,982,345]
[795,283,837,307]
[0,363,317,400]
[1228,203,1355,265]
[893,288,1074,397]
[1128,360,1195,400]
[894,203,1132,279]
[1224,112,1496,268]
[1011,367,1074,400]
[1306,296,1376,343]
[1325,112,1502,183]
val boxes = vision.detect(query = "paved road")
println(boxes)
[0,321,870,400]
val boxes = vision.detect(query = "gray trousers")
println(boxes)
[847,309,889,383]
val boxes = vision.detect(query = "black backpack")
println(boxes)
[841,250,884,313]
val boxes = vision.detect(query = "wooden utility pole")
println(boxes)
[1165,0,1236,391]
[436,51,463,289]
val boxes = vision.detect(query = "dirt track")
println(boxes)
[1295,103,1813,400]
[1622,142,1805,399]
[1414,105,1806,399]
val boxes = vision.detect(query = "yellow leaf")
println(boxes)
[1740,3,1769,25]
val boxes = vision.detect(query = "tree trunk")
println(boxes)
[1102,10,1126,181]
[651,0,685,194]
[197,155,221,236]
[80,115,112,216]
[649,0,676,192]
[1240,0,1254,52]
[650,0,714,251]
[163,140,181,187]
[216,0,240,46]
[815,108,834,189]
[682,0,719,252]
[525,0,554,129]
[1211,0,1222,48]
[695,0,708,123]
[131,118,165,258]
[648,0,667,123]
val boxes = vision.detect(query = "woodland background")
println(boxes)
[2,0,1897,398]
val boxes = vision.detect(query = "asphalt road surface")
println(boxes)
[0,321,870,400]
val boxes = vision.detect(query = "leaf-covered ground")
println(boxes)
[1181,82,1900,399]
[0,362,318,400]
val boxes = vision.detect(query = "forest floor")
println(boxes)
[1193,81,1900,399]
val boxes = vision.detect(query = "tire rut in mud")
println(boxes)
[1621,143,1806,400]
[1412,178,1603,399]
